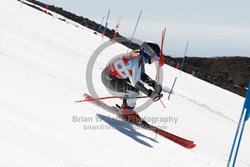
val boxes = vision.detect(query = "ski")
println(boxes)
[83,93,196,149]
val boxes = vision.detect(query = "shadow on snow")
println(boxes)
[96,114,158,148]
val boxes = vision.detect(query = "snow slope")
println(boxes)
[0,1,249,166]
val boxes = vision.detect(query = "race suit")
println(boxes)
[101,51,154,108]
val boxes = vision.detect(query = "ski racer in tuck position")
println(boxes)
[101,41,163,120]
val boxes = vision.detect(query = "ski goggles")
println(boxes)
[141,47,160,61]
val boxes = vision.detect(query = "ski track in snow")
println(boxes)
[176,92,236,123]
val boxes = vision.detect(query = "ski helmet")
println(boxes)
[140,41,160,63]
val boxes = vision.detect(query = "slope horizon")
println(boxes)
[20,0,250,98]
[24,0,250,58]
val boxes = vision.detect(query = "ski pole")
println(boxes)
[159,99,166,108]
[75,95,148,103]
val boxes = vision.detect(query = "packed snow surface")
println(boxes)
[0,1,249,166]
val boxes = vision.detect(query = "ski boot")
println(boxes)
[119,99,142,124]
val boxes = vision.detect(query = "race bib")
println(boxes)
[113,58,130,78]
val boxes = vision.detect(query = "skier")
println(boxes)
[101,41,163,120]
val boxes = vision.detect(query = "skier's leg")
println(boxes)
[122,90,139,108]
[101,69,139,108]
[101,70,143,122]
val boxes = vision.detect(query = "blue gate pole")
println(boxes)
[227,82,250,167]
[103,9,110,36]
[127,10,142,50]
[232,110,247,167]
[167,42,189,100]
[226,107,245,167]
[98,16,105,32]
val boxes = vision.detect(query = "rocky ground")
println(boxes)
[166,56,250,97]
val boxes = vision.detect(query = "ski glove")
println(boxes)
[149,83,163,102]
[148,80,157,88]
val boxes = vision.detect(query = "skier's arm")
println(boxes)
[128,59,151,96]
[141,71,163,101]
[129,58,141,87]
[141,73,157,87]
[128,58,163,101]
